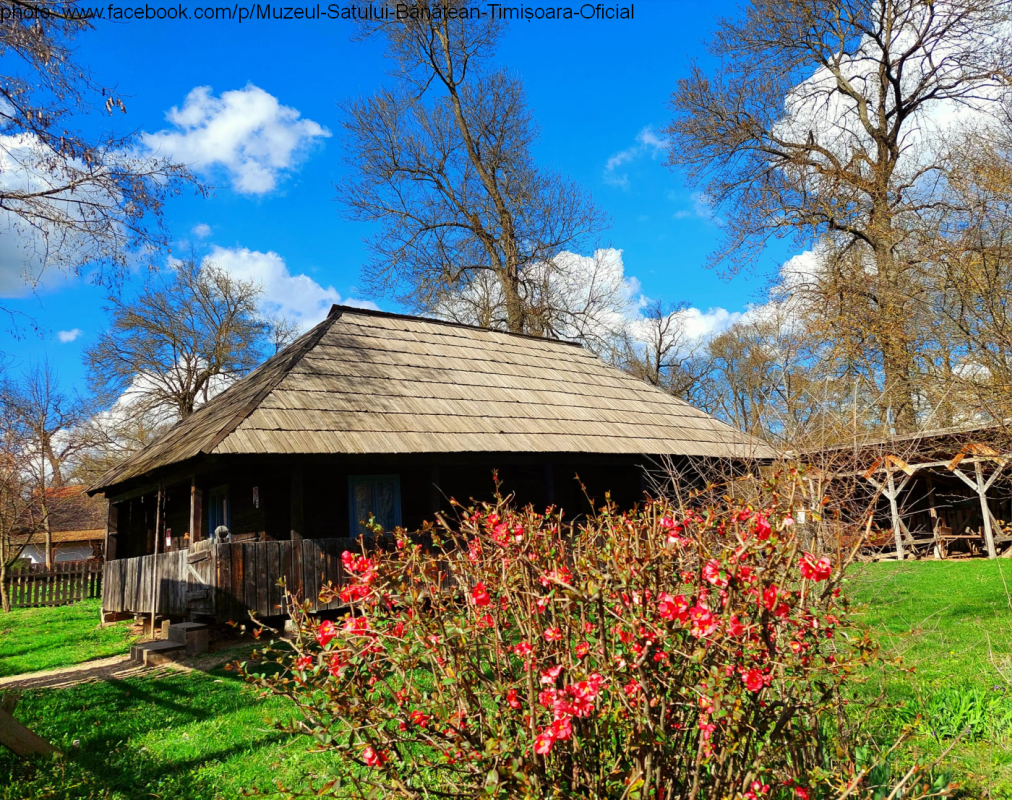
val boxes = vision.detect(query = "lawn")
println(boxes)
[0,599,138,678]
[1,562,1012,799]
[849,559,1012,798]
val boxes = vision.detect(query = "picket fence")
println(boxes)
[4,561,104,609]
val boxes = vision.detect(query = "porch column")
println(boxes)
[886,470,905,560]
[975,461,998,559]
[189,478,203,543]
[104,501,119,562]
[290,465,303,541]
[150,484,164,635]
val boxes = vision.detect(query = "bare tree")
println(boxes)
[5,361,88,566]
[84,259,297,422]
[666,0,1012,433]
[0,0,197,336]
[0,378,42,612]
[616,300,709,399]
[342,0,606,336]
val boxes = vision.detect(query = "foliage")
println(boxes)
[238,474,896,799]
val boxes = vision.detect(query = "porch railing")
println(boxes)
[102,538,360,621]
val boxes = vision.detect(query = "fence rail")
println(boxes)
[4,561,104,609]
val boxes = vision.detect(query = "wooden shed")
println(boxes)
[90,305,772,622]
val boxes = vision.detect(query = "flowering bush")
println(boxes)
[238,474,885,799]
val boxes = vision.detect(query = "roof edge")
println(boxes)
[328,304,585,348]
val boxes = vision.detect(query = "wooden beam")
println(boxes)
[886,470,905,560]
[151,484,163,635]
[0,707,59,758]
[975,460,998,559]
[104,501,118,564]
[290,465,303,542]
[189,478,203,543]
[925,473,942,559]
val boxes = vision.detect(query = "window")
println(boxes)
[207,484,230,536]
[348,475,401,537]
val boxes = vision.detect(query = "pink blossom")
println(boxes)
[799,553,832,582]
[540,664,563,684]
[534,731,554,754]
[743,668,764,692]
[544,627,562,642]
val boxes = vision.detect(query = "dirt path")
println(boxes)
[0,642,254,692]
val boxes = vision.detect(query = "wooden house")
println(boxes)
[90,305,772,622]
[14,485,106,564]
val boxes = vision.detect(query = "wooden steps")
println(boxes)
[129,621,209,666]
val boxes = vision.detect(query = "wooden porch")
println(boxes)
[102,537,360,622]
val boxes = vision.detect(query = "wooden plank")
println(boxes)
[189,479,203,542]
[216,543,232,621]
[267,541,283,616]
[0,708,60,758]
[256,542,269,617]
[243,543,258,620]
[232,542,244,622]
[290,537,304,604]
[279,541,293,614]
[976,460,999,559]
[303,539,320,611]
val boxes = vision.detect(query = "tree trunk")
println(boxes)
[874,241,917,434]
[0,561,9,613]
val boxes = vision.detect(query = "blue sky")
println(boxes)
[2,1,798,396]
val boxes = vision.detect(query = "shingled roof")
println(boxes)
[90,306,774,492]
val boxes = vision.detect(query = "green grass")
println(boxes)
[0,599,138,677]
[849,560,1012,798]
[2,563,1012,798]
[0,656,334,799]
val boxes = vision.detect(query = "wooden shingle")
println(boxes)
[90,306,774,491]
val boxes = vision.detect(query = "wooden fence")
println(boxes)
[4,561,104,609]
[102,538,361,621]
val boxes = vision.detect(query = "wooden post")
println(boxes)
[925,473,942,559]
[886,470,905,560]
[189,478,203,543]
[104,501,118,563]
[150,485,163,636]
[290,466,303,542]
[975,461,998,559]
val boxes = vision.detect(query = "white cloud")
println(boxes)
[141,85,330,195]
[57,328,83,343]
[604,126,669,189]
[191,223,212,239]
[204,245,377,329]
[672,191,721,225]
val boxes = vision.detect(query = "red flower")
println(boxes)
[506,688,521,709]
[477,613,494,629]
[362,745,385,767]
[295,655,313,670]
[327,653,344,676]
[727,615,746,637]
[316,620,337,647]
[762,584,778,611]
[799,553,832,582]
[623,678,641,697]
[575,641,590,658]
[702,559,729,588]
[471,582,491,607]
[689,605,719,638]
[743,668,764,692]
[540,664,563,684]
[753,514,772,540]
[658,592,689,622]
[544,627,562,642]
[514,641,532,656]
[534,731,554,754]
[794,789,810,800]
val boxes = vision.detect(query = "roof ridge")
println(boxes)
[329,305,585,348]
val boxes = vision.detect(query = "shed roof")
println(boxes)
[90,306,774,492]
